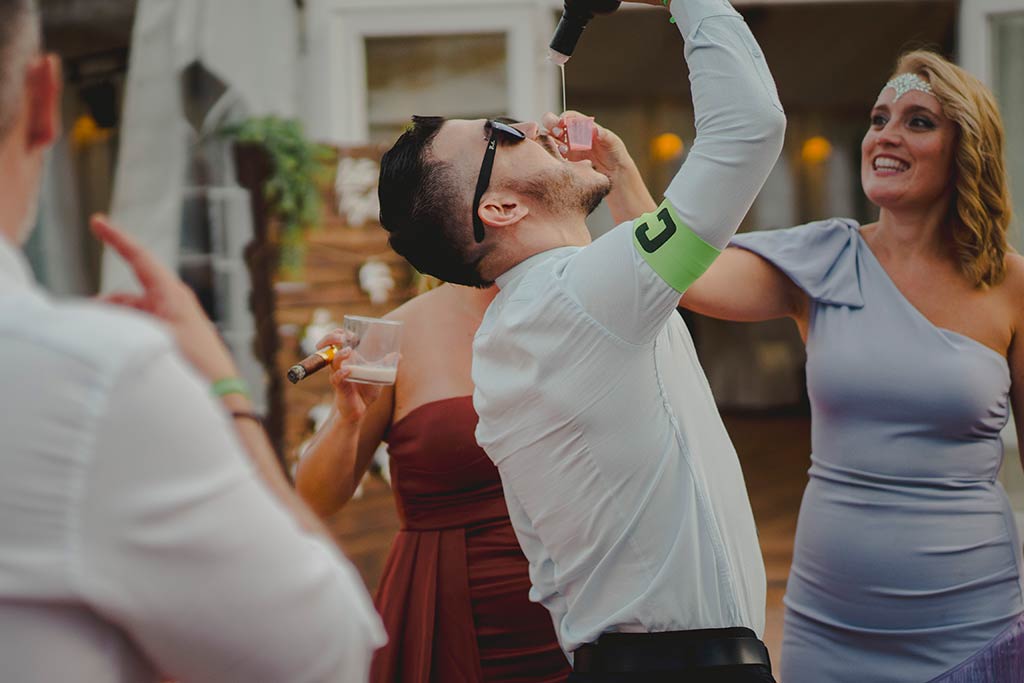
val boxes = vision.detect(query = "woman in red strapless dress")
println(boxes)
[296,283,569,683]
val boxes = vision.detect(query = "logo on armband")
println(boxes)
[632,199,720,292]
[635,207,677,253]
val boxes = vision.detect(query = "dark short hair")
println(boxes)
[378,116,493,288]
[0,0,38,136]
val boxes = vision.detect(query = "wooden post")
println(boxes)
[232,142,288,466]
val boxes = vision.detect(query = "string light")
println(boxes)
[651,133,685,163]
[70,113,112,148]
[801,136,832,165]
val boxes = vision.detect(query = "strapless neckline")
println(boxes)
[390,395,474,433]
[369,395,569,683]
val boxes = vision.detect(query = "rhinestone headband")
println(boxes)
[882,73,934,102]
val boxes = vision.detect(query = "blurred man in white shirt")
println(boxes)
[0,2,385,681]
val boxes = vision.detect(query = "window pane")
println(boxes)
[366,33,508,144]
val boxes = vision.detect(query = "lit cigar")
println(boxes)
[287,346,340,384]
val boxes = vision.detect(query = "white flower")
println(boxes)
[335,158,381,228]
[359,260,395,305]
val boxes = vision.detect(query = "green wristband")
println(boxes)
[632,199,720,293]
[212,377,249,400]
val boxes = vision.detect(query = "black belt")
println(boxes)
[573,628,772,673]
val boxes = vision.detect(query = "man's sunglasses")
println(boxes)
[472,119,527,243]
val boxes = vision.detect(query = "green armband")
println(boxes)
[632,199,720,292]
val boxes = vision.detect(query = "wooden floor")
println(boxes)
[330,413,811,677]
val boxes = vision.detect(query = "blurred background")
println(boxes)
[21,0,1024,666]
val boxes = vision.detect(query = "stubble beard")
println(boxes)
[509,165,611,220]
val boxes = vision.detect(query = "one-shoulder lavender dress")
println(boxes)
[732,219,1024,682]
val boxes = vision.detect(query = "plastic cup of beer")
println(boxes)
[564,115,595,151]
[341,315,403,385]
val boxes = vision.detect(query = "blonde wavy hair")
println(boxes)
[889,51,1013,287]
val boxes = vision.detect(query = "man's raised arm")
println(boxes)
[562,0,785,344]
[632,0,786,294]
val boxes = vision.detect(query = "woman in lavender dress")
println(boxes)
[683,51,1024,681]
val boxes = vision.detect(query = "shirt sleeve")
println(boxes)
[729,218,865,308]
[555,0,785,345]
[557,222,700,344]
[663,0,785,250]
[73,350,385,683]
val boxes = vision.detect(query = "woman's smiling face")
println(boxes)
[861,85,957,212]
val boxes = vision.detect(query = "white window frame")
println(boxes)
[303,0,560,145]
[960,0,1024,251]
[958,0,1024,84]
[179,185,266,413]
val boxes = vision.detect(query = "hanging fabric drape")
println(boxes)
[101,0,299,292]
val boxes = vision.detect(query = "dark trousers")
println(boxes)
[569,628,776,683]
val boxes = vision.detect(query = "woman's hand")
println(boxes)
[316,329,383,424]
[91,214,240,383]
[295,326,395,517]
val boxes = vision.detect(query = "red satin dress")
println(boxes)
[369,396,569,683]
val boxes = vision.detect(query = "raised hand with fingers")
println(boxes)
[90,213,239,383]
[542,111,657,223]
[542,111,637,181]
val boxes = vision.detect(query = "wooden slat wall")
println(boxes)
[274,146,416,467]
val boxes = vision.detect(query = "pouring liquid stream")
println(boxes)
[560,63,567,115]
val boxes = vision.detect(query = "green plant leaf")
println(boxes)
[222,115,328,273]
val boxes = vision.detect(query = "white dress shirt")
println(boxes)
[472,0,784,655]
[0,238,385,682]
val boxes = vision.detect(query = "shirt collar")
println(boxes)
[495,246,579,290]
[0,236,36,295]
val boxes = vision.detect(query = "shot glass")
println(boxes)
[341,315,403,385]
[563,115,595,152]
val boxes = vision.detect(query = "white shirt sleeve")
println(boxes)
[664,0,785,250]
[557,224,687,345]
[72,349,385,683]
[556,0,785,345]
